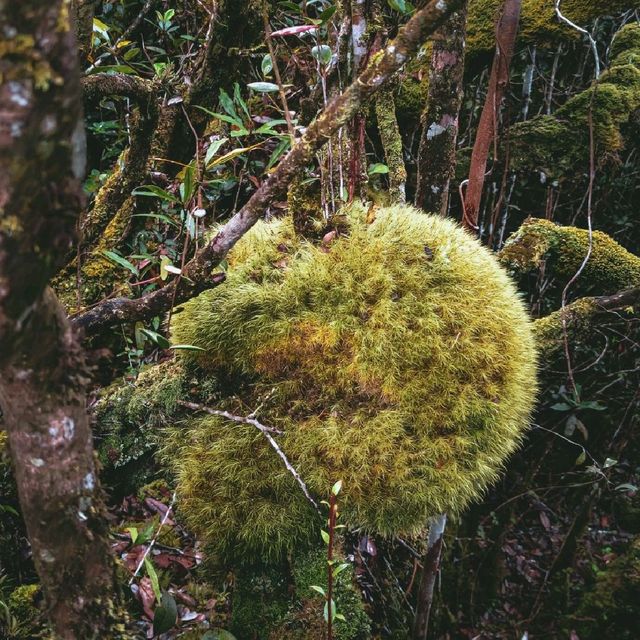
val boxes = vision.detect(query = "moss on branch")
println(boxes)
[467,0,639,57]
[499,218,640,295]
[510,23,640,177]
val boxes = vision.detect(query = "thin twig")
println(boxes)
[179,401,320,512]
[129,491,177,584]
[555,0,600,79]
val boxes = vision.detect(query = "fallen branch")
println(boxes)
[72,0,464,334]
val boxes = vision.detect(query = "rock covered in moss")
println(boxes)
[168,204,538,560]
[499,217,640,294]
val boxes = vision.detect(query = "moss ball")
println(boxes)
[169,204,538,560]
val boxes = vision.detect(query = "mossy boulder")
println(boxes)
[499,217,640,294]
[167,203,538,560]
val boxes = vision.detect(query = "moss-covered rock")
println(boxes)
[510,23,640,177]
[167,203,538,560]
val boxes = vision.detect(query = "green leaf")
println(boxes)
[603,457,617,469]
[126,527,139,545]
[550,402,572,411]
[140,329,171,349]
[333,562,350,578]
[247,82,281,93]
[254,119,289,135]
[205,137,229,167]
[309,585,326,597]
[153,592,178,635]
[145,557,162,603]
[266,138,291,170]
[321,529,330,544]
[334,612,346,621]
[180,163,196,204]
[319,5,338,23]
[261,54,273,76]
[331,479,343,496]
[234,83,251,122]
[578,400,607,411]
[311,44,332,66]
[387,0,408,13]
[368,163,389,175]
[131,213,180,228]
[169,344,207,352]
[132,185,180,202]
[102,250,138,275]
[194,107,245,129]
[575,449,586,466]
[219,88,238,120]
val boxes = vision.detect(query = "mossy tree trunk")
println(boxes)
[415,2,468,215]
[0,2,122,637]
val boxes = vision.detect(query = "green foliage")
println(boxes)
[6,584,43,639]
[167,204,538,560]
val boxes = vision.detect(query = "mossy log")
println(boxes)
[509,23,640,177]
[499,217,640,294]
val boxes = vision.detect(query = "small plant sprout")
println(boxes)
[311,480,349,639]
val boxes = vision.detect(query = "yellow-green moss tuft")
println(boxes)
[7,584,44,639]
[167,204,538,560]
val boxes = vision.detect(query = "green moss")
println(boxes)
[167,203,538,560]
[511,23,640,176]
[284,547,371,640]
[376,87,407,202]
[229,562,291,639]
[7,584,44,639]
[53,196,135,313]
[95,360,189,494]
[568,537,640,639]
[499,218,640,294]
[467,0,639,57]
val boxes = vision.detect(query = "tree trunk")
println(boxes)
[415,3,468,215]
[412,513,447,640]
[463,0,522,230]
[0,2,121,636]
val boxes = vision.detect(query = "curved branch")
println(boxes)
[72,0,465,334]
[534,287,640,361]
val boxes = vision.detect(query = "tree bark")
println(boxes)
[415,3,468,215]
[412,513,447,640]
[0,2,121,636]
[463,0,522,230]
[73,0,466,335]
